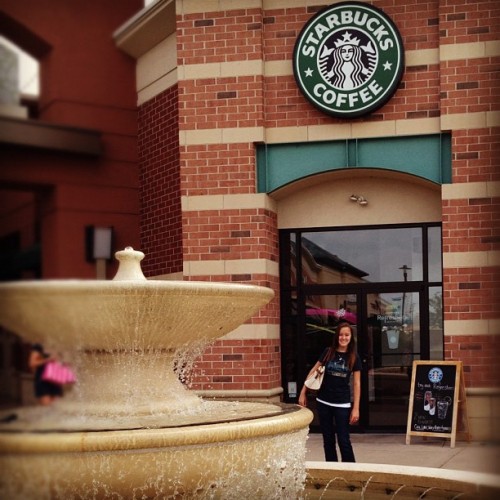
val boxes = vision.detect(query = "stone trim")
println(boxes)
[222,323,280,340]
[179,110,499,146]
[443,251,500,268]
[183,258,280,277]
[442,181,500,200]
[444,319,500,336]
[181,193,277,212]
[440,40,500,61]
[179,118,444,146]
[441,111,500,131]
[467,387,500,396]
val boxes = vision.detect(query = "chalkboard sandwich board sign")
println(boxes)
[406,361,469,448]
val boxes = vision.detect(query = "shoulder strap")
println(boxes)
[321,348,333,365]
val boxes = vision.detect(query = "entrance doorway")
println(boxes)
[279,224,443,431]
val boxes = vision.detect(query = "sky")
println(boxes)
[0,35,39,96]
[0,1,154,98]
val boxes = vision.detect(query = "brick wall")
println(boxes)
[140,1,499,395]
[439,0,498,45]
[439,0,500,389]
[177,6,279,392]
[182,207,278,263]
[189,338,281,391]
[448,129,499,182]
[182,202,281,390]
[445,335,500,387]
[177,9,263,66]
[443,266,499,320]
[179,143,258,195]
[138,86,183,276]
[179,78,264,131]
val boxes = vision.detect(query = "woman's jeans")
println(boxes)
[317,401,355,462]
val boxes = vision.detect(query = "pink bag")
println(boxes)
[42,361,77,385]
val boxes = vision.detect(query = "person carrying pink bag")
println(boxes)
[29,343,63,406]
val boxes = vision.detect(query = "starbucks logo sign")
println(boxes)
[293,2,404,118]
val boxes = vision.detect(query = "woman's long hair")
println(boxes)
[331,322,357,370]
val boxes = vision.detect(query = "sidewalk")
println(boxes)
[305,433,500,476]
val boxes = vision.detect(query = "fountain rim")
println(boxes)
[0,279,275,296]
[0,405,313,454]
[305,461,500,496]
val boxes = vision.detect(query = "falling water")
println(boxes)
[0,247,316,499]
[1,426,310,499]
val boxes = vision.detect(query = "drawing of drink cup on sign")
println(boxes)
[429,398,436,416]
[424,391,432,411]
[437,396,452,420]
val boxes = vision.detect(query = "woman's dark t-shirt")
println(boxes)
[317,348,361,405]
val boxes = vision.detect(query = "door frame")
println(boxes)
[279,222,442,432]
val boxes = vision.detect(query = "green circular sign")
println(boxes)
[293,2,404,118]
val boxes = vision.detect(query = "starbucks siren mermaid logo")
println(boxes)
[319,30,377,90]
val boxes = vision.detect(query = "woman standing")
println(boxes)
[299,322,361,462]
[29,343,63,406]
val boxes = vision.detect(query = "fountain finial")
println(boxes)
[112,246,147,281]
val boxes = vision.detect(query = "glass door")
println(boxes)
[279,223,443,432]
[362,290,421,428]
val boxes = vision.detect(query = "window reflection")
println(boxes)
[366,292,420,426]
[300,237,368,285]
[306,297,357,335]
[367,292,420,365]
[302,228,423,283]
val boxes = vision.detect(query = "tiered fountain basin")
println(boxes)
[1,407,311,498]
[0,248,313,498]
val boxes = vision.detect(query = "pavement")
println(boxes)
[305,432,500,476]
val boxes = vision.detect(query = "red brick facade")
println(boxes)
[137,1,499,395]
[445,335,500,387]
[139,86,183,277]
[190,338,281,392]
[439,1,500,390]
[179,143,259,195]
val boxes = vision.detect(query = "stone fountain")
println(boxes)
[0,247,313,499]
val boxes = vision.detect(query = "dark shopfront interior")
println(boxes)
[279,223,443,432]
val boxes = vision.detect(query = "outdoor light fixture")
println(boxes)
[349,194,368,206]
[85,226,114,278]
